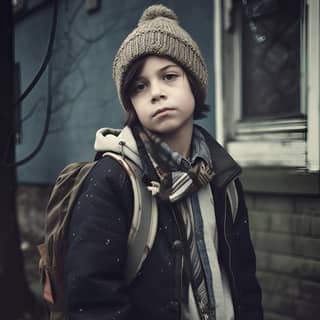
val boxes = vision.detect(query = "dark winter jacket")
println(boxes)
[64,125,263,320]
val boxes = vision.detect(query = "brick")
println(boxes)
[296,197,320,215]
[311,216,320,237]
[270,213,291,233]
[268,253,320,282]
[293,237,320,259]
[253,231,320,259]
[244,193,255,209]
[250,230,261,250]
[263,292,295,317]
[270,213,311,236]
[292,215,311,235]
[259,273,320,304]
[264,312,292,320]
[256,251,271,270]
[255,195,295,213]
[249,210,270,232]
[258,271,299,298]
[253,232,295,255]
[300,280,320,304]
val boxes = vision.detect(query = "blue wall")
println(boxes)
[15,0,214,183]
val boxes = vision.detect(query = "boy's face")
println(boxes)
[130,56,195,137]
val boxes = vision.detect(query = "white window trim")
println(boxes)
[214,0,225,146]
[307,0,320,171]
[214,0,320,171]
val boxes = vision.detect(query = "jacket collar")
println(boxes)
[196,125,241,188]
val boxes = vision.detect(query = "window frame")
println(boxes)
[214,0,320,172]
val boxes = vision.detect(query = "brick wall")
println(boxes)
[246,193,320,320]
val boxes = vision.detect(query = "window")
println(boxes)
[214,0,320,172]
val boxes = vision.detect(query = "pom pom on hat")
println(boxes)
[138,4,178,25]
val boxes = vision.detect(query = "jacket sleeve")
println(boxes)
[233,178,264,320]
[64,156,133,320]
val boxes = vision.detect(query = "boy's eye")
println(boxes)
[132,82,146,94]
[163,73,178,81]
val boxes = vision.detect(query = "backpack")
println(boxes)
[37,152,158,319]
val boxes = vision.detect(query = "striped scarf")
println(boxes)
[136,125,215,319]
[137,127,214,202]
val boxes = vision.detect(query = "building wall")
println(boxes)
[15,0,214,184]
[246,192,320,320]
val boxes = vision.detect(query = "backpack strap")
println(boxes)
[103,152,158,284]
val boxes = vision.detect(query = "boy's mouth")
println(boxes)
[152,107,175,118]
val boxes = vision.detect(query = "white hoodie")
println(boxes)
[94,126,143,169]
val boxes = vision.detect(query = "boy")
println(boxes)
[64,5,263,320]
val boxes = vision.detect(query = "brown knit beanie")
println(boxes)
[112,4,208,110]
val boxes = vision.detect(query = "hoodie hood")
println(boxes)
[94,126,143,169]
[94,125,241,189]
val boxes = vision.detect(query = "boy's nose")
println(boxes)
[150,82,166,103]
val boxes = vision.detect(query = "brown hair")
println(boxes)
[121,55,209,127]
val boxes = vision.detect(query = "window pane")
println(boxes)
[242,0,301,120]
